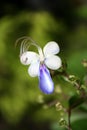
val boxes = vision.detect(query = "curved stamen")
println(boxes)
[16,36,44,62]
[20,39,28,55]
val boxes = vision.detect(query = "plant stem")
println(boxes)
[67,109,72,130]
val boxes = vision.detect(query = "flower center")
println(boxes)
[38,47,44,63]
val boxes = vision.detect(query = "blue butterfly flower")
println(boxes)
[19,37,62,94]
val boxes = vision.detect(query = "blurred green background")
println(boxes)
[0,0,87,130]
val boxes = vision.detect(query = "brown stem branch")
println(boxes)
[67,109,72,130]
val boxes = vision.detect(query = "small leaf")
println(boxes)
[69,95,86,109]
[55,102,63,111]
[59,118,67,126]
[82,59,87,68]
[80,85,87,91]
[68,75,79,83]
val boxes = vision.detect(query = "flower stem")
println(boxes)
[67,109,72,130]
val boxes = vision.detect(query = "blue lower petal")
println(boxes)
[38,64,54,94]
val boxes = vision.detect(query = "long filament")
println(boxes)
[15,36,42,56]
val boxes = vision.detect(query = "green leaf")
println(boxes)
[72,114,87,130]
[69,95,86,109]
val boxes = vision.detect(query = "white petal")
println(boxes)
[28,61,40,77]
[20,51,39,65]
[43,41,60,57]
[45,55,62,70]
